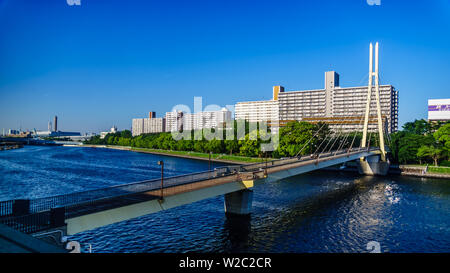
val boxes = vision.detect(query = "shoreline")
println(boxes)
[0,144,24,151]
[323,165,450,180]
[78,144,254,165]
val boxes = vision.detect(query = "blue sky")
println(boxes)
[0,0,449,133]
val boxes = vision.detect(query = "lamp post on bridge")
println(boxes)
[208,151,212,171]
[157,160,164,200]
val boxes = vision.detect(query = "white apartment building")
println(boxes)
[183,108,232,131]
[165,111,184,132]
[132,112,166,136]
[235,72,398,133]
[278,71,398,133]
[234,86,282,123]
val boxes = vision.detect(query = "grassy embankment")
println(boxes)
[404,162,450,175]
[127,147,271,163]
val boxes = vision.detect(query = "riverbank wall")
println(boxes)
[0,144,23,151]
[324,164,450,180]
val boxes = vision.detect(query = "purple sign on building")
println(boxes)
[428,104,450,111]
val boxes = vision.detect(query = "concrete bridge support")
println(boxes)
[224,189,253,215]
[356,155,390,176]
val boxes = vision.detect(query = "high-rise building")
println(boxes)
[132,112,166,136]
[53,116,58,132]
[165,111,184,132]
[235,72,398,133]
[278,71,398,133]
[182,108,232,131]
[234,86,281,123]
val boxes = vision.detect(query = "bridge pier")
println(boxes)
[224,189,253,216]
[356,155,389,176]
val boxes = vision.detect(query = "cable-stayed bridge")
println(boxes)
[0,146,383,236]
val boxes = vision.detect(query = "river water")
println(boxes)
[0,146,449,253]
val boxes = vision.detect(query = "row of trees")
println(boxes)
[85,121,377,158]
[85,119,449,165]
[388,119,449,166]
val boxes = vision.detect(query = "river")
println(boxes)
[0,146,449,253]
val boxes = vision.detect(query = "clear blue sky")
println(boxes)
[1,0,449,133]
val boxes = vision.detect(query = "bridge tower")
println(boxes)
[357,42,389,175]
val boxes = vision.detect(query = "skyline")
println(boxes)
[1,0,450,133]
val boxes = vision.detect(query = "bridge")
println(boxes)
[0,147,383,238]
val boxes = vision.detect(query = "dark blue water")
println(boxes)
[1,146,449,253]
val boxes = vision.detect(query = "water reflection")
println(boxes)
[222,214,252,252]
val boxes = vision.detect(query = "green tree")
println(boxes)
[433,123,450,159]
[277,121,322,157]
[402,119,431,135]
[417,145,444,166]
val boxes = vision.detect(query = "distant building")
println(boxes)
[100,126,119,139]
[428,98,450,122]
[182,108,232,131]
[165,111,184,132]
[132,112,166,136]
[54,116,58,132]
[34,131,81,138]
[6,130,31,138]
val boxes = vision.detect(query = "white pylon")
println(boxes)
[361,42,386,161]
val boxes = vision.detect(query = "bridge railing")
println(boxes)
[0,210,52,234]
[0,200,14,217]
[27,169,225,214]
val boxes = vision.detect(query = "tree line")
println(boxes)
[85,119,449,165]
[85,120,379,158]
[389,119,449,166]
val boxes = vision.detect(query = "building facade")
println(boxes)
[278,71,398,133]
[235,71,399,133]
[183,108,232,131]
[132,112,166,136]
[165,111,184,132]
[428,98,450,122]
[234,86,282,123]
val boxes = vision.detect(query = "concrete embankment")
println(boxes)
[324,164,450,179]
[0,144,23,151]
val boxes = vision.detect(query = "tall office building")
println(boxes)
[53,116,58,132]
